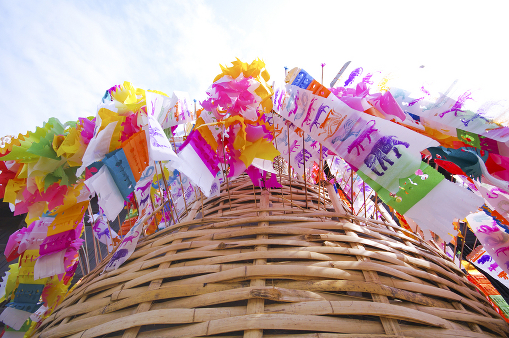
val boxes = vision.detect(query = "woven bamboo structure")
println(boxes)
[34,175,509,338]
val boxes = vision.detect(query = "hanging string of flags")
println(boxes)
[1,58,509,335]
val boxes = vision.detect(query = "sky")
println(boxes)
[0,0,508,137]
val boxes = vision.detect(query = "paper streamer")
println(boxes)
[134,165,156,219]
[467,210,509,275]
[85,166,124,221]
[0,307,32,330]
[76,122,118,177]
[146,114,180,164]
[476,183,509,223]
[92,213,119,252]
[468,246,509,288]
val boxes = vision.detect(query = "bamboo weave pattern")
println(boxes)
[34,175,509,338]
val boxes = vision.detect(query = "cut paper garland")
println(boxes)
[275,67,483,233]
[0,80,200,332]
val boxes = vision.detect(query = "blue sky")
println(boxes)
[1,0,507,137]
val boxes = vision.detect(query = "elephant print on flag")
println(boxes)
[135,165,156,219]
[92,211,119,253]
[103,219,143,272]
[275,71,438,193]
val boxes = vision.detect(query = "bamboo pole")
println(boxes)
[374,192,379,220]
[350,171,354,214]
[157,162,177,225]
[169,132,189,214]
[82,222,91,273]
[270,112,285,211]
[319,144,323,211]
[153,162,169,230]
[287,124,292,210]
[118,215,123,236]
[222,125,233,211]
[302,132,308,208]
[458,221,468,269]
[77,247,86,276]
[363,181,367,218]
[87,204,99,265]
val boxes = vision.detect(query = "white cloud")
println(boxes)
[0,0,508,137]
[0,0,237,136]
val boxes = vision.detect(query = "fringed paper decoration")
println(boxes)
[76,121,118,177]
[3,57,509,334]
[46,201,88,236]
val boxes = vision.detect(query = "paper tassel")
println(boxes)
[476,182,509,223]
[29,304,48,323]
[150,91,193,129]
[0,269,10,301]
[251,158,276,174]
[18,217,52,253]
[103,148,136,200]
[134,165,155,219]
